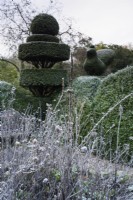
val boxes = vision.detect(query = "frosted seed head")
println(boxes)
[81,146,87,153]
[43,178,49,184]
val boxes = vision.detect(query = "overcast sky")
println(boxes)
[35,0,133,45]
[0,0,133,56]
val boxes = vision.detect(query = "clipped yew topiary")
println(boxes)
[83,46,106,75]
[81,66,133,161]
[18,13,70,99]
[20,69,68,96]
[26,34,59,43]
[30,14,59,35]
[20,69,68,86]
[19,42,70,63]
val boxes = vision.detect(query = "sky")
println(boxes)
[0,0,133,56]
[34,0,133,45]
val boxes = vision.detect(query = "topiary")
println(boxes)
[30,14,59,35]
[18,13,70,69]
[20,69,68,96]
[18,42,70,63]
[26,34,59,43]
[18,12,70,116]
[83,47,106,76]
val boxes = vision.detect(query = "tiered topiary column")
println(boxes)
[18,14,70,97]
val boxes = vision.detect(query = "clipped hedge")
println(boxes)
[26,34,59,43]
[82,66,133,160]
[72,76,101,101]
[30,14,59,35]
[20,69,68,87]
[18,42,70,62]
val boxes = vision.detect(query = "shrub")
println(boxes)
[30,14,59,35]
[109,45,133,72]
[81,66,133,161]
[14,88,54,118]
[97,48,115,65]
[0,61,19,85]
[72,76,101,101]
[0,102,133,199]
[0,81,15,110]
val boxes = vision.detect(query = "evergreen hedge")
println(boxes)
[18,42,70,62]
[81,66,133,160]
[72,76,101,101]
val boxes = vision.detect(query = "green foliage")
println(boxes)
[0,61,19,85]
[53,61,87,80]
[27,34,59,43]
[81,66,133,160]
[108,45,133,72]
[97,49,115,65]
[72,76,101,101]
[86,48,97,58]
[0,62,18,110]
[18,42,70,62]
[18,13,70,98]
[14,87,54,118]
[96,43,133,73]
[83,47,106,76]
[20,69,68,86]
[0,81,13,92]
[95,42,108,50]
[84,57,106,75]
[0,81,15,109]
[30,14,59,35]
[0,61,55,115]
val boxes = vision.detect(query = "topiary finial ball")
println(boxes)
[30,14,59,35]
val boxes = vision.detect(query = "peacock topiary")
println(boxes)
[83,46,106,76]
